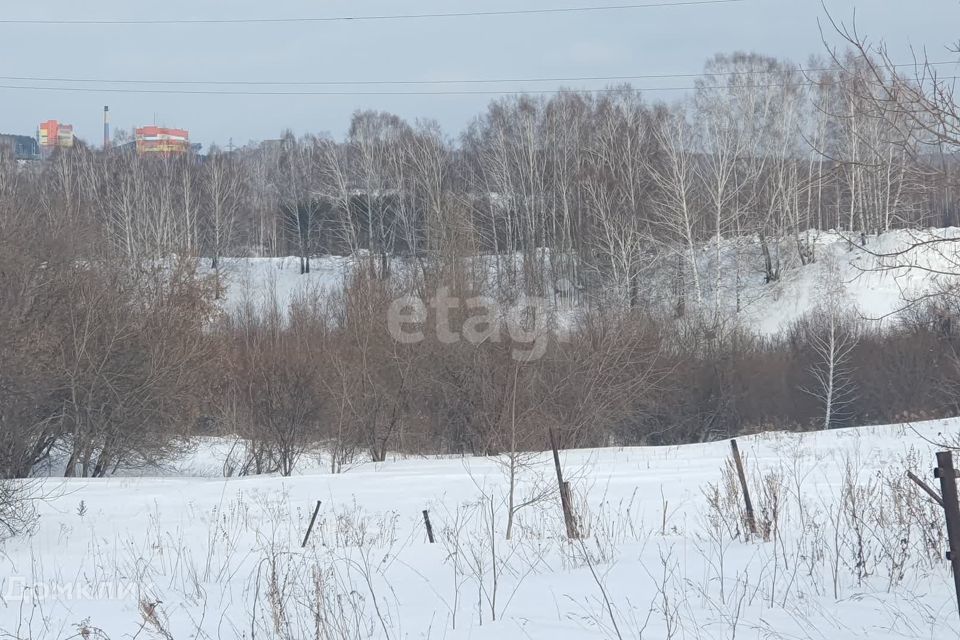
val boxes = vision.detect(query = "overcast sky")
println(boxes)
[2,0,958,148]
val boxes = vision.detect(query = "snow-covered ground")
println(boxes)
[3,419,959,639]
[213,228,960,336]
[738,228,960,334]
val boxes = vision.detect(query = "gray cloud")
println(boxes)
[2,0,957,147]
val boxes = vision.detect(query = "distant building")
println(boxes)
[38,120,75,156]
[135,126,191,155]
[258,139,283,153]
[0,133,40,161]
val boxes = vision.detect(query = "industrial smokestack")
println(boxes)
[103,106,110,150]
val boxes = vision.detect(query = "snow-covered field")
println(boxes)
[3,419,959,639]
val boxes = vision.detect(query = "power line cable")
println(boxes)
[1,77,955,97]
[0,60,955,87]
[0,0,744,25]
[0,83,684,96]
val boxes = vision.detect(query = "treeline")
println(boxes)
[2,49,960,479]
[5,51,957,309]
[4,218,960,481]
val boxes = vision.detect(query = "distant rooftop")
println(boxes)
[0,133,40,160]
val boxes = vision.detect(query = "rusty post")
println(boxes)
[550,429,578,539]
[935,451,960,621]
[562,481,580,539]
[730,439,757,536]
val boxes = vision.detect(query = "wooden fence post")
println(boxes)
[730,439,757,536]
[550,429,579,539]
[562,481,580,538]
[301,500,322,548]
[935,451,960,622]
[422,509,435,544]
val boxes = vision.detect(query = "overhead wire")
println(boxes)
[0,0,744,25]
[1,1,952,98]
[1,77,956,97]
[0,60,955,88]
[0,58,955,97]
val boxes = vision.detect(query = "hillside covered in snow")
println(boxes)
[213,228,960,335]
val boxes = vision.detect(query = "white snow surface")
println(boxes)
[214,228,960,336]
[737,228,960,334]
[3,419,959,638]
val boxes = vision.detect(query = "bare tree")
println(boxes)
[348,111,414,279]
[273,132,325,274]
[202,148,246,296]
[811,17,958,308]
[803,263,859,429]
[650,107,705,311]
[61,258,215,477]
[220,289,327,477]
[584,89,657,309]
[693,59,754,325]
[0,481,37,540]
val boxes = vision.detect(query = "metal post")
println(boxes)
[301,500,322,548]
[422,509,435,544]
[935,451,960,621]
[907,470,944,508]
[103,105,110,150]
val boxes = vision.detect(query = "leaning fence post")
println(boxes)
[301,500,322,548]
[935,451,960,621]
[907,470,944,508]
[550,429,579,539]
[730,439,757,536]
[422,509,435,544]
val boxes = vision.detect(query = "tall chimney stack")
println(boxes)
[103,106,111,150]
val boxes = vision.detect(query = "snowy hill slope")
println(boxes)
[736,228,960,334]
[213,228,960,335]
[2,419,958,638]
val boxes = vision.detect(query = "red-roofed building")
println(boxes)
[135,126,191,155]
